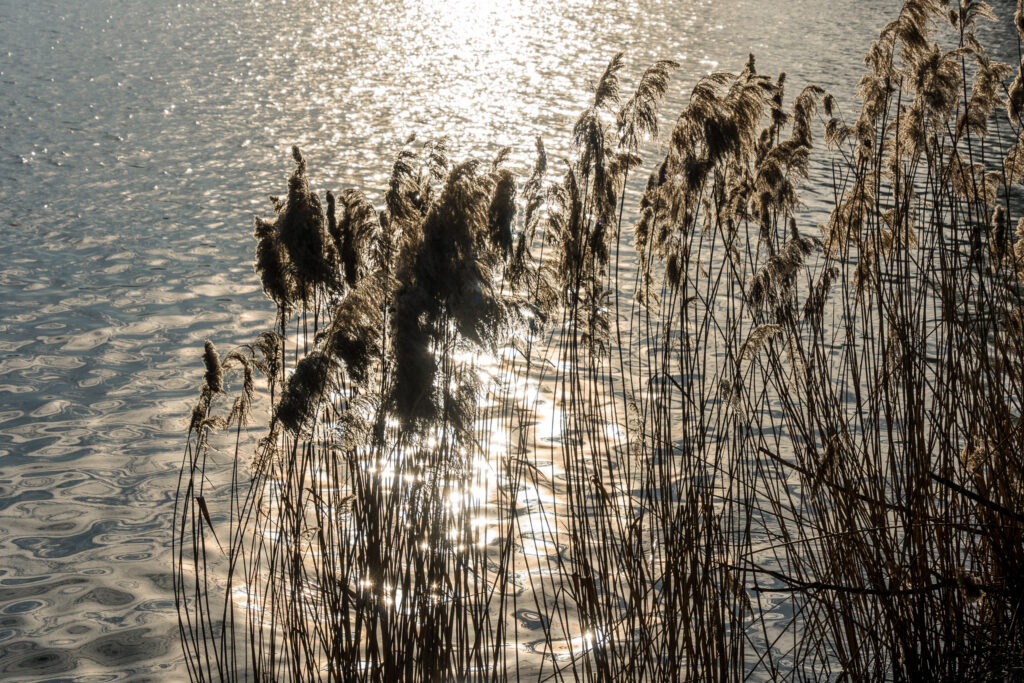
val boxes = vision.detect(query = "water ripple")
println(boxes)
[1,0,1018,678]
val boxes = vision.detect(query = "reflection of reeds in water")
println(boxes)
[175,1,1024,679]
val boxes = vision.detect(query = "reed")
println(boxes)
[175,1,1024,679]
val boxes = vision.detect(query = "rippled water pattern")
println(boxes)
[0,0,1018,679]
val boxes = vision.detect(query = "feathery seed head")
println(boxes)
[1009,62,1024,124]
[253,215,292,308]
[488,169,517,259]
[593,52,626,109]
[276,150,337,300]
[203,340,223,394]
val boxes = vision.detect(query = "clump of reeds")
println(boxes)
[175,1,1024,679]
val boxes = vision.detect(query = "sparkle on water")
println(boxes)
[3,0,1005,679]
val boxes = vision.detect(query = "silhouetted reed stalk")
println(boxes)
[175,1,1024,679]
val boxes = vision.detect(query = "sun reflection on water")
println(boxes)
[234,320,636,672]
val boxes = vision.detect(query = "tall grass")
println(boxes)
[175,1,1024,679]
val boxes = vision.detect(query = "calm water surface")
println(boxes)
[0,0,1016,679]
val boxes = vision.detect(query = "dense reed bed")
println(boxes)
[175,1,1024,679]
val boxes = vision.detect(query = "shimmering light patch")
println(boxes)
[528,630,600,662]
[534,398,565,444]
[231,584,263,617]
[603,421,624,440]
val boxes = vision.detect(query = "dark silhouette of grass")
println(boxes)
[175,1,1024,679]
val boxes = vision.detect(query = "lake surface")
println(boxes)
[0,0,1018,679]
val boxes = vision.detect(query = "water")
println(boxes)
[0,0,1018,679]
